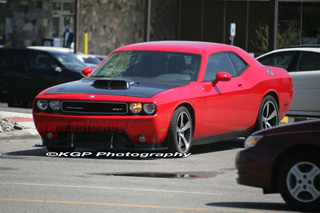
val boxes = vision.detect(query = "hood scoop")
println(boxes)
[92,79,133,90]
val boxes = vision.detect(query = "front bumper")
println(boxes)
[235,147,276,189]
[33,112,169,150]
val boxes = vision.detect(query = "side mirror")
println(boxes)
[81,67,93,77]
[51,65,62,73]
[212,72,232,86]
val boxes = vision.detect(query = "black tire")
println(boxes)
[278,152,320,212]
[47,146,75,153]
[165,106,193,154]
[254,95,279,131]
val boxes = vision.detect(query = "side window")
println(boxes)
[204,53,237,82]
[258,52,296,70]
[297,52,320,71]
[32,53,57,70]
[229,53,248,75]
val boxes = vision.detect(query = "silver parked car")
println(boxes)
[257,46,320,117]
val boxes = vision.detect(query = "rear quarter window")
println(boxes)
[258,51,296,70]
[297,51,320,71]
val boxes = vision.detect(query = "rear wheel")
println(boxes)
[254,95,279,130]
[166,106,193,154]
[278,152,320,212]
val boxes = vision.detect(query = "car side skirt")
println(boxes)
[192,129,252,146]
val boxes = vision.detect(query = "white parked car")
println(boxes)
[257,46,320,117]
[75,52,101,69]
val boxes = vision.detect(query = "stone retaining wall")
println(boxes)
[5,0,179,55]
[5,0,52,47]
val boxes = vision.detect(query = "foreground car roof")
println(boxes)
[117,41,234,54]
[115,41,260,66]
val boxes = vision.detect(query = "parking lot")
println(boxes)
[0,103,303,213]
[0,136,294,213]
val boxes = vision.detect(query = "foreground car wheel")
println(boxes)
[255,95,279,130]
[166,106,193,154]
[278,152,320,212]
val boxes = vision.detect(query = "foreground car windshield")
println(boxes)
[91,51,201,81]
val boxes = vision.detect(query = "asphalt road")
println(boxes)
[0,102,302,212]
[0,134,298,213]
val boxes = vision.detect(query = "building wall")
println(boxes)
[4,0,178,55]
[179,0,270,53]
[0,1,6,45]
[79,0,145,55]
[5,0,52,46]
[79,0,179,55]
[5,1,319,55]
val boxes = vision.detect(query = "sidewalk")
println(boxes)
[0,111,39,140]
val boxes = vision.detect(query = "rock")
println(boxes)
[0,115,24,132]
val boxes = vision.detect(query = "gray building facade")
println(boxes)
[1,0,320,55]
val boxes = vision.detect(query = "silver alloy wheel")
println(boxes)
[286,162,320,203]
[175,111,192,152]
[261,100,278,129]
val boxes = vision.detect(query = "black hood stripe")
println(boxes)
[44,78,190,98]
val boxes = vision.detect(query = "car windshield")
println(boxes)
[91,51,201,81]
[51,52,87,72]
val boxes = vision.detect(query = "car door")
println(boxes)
[202,52,249,136]
[28,51,62,96]
[0,48,36,102]
[289,51,320,114]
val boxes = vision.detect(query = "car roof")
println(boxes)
[0,46,74,55]
[257,46,320,58]
[28,46,74,53]
[285,44,320,49]
[116,41,234,54]
[253,119,320,136]
[114,41,260,66]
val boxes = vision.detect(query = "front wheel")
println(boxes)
[166,106,193,154]
[278,152,320,212]
[254,95,279,131]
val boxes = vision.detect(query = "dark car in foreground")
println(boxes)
[236,119,320,211]
[0,47,87,107]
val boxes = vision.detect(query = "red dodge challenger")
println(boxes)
[33,41,293,154]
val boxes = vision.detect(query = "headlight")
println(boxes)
[129,103,142,114]
[49,100,61,111]
[37,100,49,111]
[143,103,156,114]
[244,135,263,149]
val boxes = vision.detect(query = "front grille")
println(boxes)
[61,101,128,114]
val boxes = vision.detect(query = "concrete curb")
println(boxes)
[0,111,39,140]
[0,129,40,140]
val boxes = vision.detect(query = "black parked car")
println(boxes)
[0,47,87,107]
